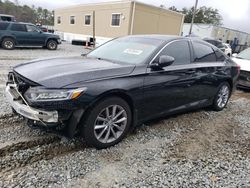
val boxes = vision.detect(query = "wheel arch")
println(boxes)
[1,36,17,44]
[75,89,136,134]
[45,38,58,45]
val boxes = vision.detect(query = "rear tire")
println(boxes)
[80,97,132,149]
[2,38,15,50]
[212,82,231,111]
[46,40,58,50]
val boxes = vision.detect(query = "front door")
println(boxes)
[25,25,45,46]
[140,40,199,121]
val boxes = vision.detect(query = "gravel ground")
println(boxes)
[0,44,249,187]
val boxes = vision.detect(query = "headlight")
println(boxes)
[24,87,87,102]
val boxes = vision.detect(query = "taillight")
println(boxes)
[236,64,241,75]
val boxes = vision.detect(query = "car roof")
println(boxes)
[124,35,213,46]
[0,21,33,25]
[0,14,14,17]
[123,35,193,43]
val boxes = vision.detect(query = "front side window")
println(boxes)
[26,25,40,32]
[85,15,91,25]
[87,37,164,65]
[157,40,191,65]
[57,16,61,24]
[193,42,216,62]
[10,24,26,32]
[70,16,75,24]
[111,14,121,26]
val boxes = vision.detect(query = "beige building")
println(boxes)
[54,1,184,44]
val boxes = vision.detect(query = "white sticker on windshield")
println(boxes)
[123,49,143,55]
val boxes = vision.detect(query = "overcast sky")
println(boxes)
[9,0,250,33]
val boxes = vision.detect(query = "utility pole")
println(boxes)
[93,10,96,48]
[189,0,199,35]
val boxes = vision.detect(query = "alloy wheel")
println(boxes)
[49,42,56,50]
[4,41,14,49]
[217,85,230,108]
[94,105,127,143]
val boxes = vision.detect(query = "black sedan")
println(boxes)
[6,35,239,149]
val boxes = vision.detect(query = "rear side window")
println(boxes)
[10,24,27,32]
[193,42,216,62]
[0,22,10,30]
[158,40,191,65]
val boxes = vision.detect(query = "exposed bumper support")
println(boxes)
[5,85,58,123]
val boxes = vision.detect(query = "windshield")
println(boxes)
[237,48,250,61]
[87,37,164,64]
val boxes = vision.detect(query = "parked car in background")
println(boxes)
[203,38,225,52]
[0,14,15,22]
[39,26,48,32]
[232,48,250,89]
[0,22,61,50]
[223,43,232,57]
[5,35,239,149]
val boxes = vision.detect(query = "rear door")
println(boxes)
[190,41,226,100]
[9,23,30,45]
[141,40,200,120]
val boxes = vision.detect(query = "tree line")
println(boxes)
[0,0,223,26]
[168,5,223,25]
[0,0,54,25]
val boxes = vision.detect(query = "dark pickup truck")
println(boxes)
[0,22,61,50]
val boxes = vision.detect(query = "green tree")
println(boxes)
[170,6,223,25]
[0,0,54,25]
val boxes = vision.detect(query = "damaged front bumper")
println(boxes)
[5,84,59,123]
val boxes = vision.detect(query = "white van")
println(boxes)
[0,14,15,22]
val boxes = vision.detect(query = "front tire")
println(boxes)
[212,82,231,111]
[81,97,132,149]
[47,40,58,50]
[2,38,15,50]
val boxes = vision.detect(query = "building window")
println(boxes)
[70,16,75,24]
[111,13,121,26]
[57,16,61,24]
[85,15,91,25]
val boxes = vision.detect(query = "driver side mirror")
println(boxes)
[150,55,175,69]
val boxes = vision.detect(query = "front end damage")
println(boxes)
[5,72,85,137]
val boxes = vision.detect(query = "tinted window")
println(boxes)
[158,41,191,65]
[0,22,10,30]
[10,24,26,32]
[193,42,216,62]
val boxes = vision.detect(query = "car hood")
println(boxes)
[43,32,59,38]
[13,56,136,88]
[232,57,250,72]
